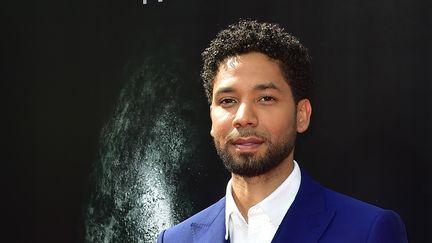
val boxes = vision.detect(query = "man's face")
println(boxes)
[210,52,311,177]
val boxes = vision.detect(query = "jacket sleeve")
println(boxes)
[366,210,408,243]
[157,229,166,243]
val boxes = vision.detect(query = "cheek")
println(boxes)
[262,110,296,138]
[211,110,233,137]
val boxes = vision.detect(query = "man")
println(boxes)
[157,20,408,243]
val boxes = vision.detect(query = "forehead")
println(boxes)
[213,52,289,91]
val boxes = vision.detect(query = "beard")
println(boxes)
[213,127,296,177]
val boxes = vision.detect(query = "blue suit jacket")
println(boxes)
[157,171,408,243]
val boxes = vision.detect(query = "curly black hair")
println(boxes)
[201,19,313,104]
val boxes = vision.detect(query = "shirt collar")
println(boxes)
[225,179,236,240]
[224,160,301,240]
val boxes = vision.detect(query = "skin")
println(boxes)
[210,52,312,221]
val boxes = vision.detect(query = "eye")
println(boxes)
[259,96,276,103]
[219,98,237,107]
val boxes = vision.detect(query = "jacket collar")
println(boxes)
[190,197,228,243]
[271,171,335,243]
[189,171,335,243]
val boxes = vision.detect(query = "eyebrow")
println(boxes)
[214,86,235,96]
[213,82,281,96]
[254,82,281,91]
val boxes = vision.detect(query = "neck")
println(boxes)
[230,155,294,222]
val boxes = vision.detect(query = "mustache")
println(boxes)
[226,128,268,142]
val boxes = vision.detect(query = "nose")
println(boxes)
[232,102,258,128]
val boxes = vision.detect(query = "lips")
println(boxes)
[232,137,264,152]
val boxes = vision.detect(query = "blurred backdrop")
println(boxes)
[5,0,431,242]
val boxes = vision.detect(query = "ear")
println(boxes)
[296,99,312,133]
[209,105,214,137]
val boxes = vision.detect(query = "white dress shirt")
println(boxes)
[224,161,301,243]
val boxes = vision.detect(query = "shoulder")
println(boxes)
[157,197,225,243]
[301,171,404,223]
[298,172,407,242]
[323,186,388,216]
[320,186,408,242]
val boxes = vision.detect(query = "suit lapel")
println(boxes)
[189,172,334,243]
[190,198,228,243]
[271,172,335,243]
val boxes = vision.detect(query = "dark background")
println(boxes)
[5,0,431,242]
